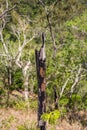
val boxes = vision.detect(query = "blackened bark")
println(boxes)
[53,86,58,109]
[35,33,46,130]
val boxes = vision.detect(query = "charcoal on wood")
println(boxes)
[35,33,46,130]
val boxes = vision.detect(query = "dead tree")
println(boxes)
[35,33,46,130]
[53,86,58,109]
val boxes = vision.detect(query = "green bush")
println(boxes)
[59,97,69,107]
[71,94,82,103]
[0,87,5,95]
[41,110,60,125]
[13,68,23,90]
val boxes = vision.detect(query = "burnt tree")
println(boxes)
[35,33,46,130]
[53,86,58,109]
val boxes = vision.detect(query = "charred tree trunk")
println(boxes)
[53,86,58,109]
[35,33,46,130]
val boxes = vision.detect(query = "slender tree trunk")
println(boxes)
[35,33,46,130]
[6,63,12,107]
[23,74,29,101]
[22,62,30,101]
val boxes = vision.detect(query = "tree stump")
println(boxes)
[35,33,46,130]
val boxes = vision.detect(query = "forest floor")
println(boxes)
[0,107,87,130]
[0,108,37,130]
[0,91,87,130]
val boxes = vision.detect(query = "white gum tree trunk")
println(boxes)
[22,61,30,101]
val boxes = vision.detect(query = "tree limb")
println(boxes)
[0,53,9,57]
[0,30,9,56]
[0,5,16,19]
[39,0,57,57]
[23,61,31,76]
[15,35,35,68]
[60,78,70,98]
[71,64,82,94]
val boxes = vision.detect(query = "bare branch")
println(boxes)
[0,30,9,55]
[15,35,35,59]
[15,35,35,68]
[39,0,46,7]
[60,78,70,98]
[6,0,9,9]
[0,5,16,19]
[71,64,82,94]
[72,25,87,35]
[39,0,57,57]
[0,53,8,57]
[11,26,21,40]
[23,61,31,76]
[15,52,22,68]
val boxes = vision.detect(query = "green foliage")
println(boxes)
[7,99,16,108]
[60,107,67,117]
[0,87,5,95]
[29,99,37,112]
[0,115,15,129]
[14,99,28,110]
[66,10,87,31]
[42,110,60,125]
[17,125,27,130]
[71,94,82,103]
[59,97,69,106]
[84,99,87,108]
[13,69,23,90]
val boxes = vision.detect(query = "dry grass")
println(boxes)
[0,91,87,130]
[0,108,37,130]
[0,108,87,130]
